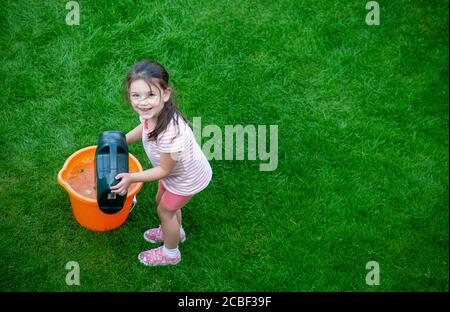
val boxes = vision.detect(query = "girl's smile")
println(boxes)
[138,106,153,115]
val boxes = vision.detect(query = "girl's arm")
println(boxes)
[130,152,177,182]
[126,124,143,145]
[110,152,178,194]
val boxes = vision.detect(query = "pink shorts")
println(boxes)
[158,180,192,211]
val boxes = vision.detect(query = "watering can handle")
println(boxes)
[108,142,119,188]
[110,142,117,172]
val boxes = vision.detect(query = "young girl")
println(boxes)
[110,60,212,266]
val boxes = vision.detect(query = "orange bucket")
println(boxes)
[57,146,144,231]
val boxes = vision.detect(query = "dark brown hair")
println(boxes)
[124,60,189,141]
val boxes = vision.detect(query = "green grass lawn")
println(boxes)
[0,0,448,291]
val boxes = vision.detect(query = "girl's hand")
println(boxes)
[110,173,134,196]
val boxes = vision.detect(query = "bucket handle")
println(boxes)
[117,196,137,215]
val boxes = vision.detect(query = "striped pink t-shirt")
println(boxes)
[140,115,212,196]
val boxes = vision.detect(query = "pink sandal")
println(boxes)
[143,225,186,243]
[138,246,181,266]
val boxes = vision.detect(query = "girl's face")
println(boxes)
[129,79,171,120]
